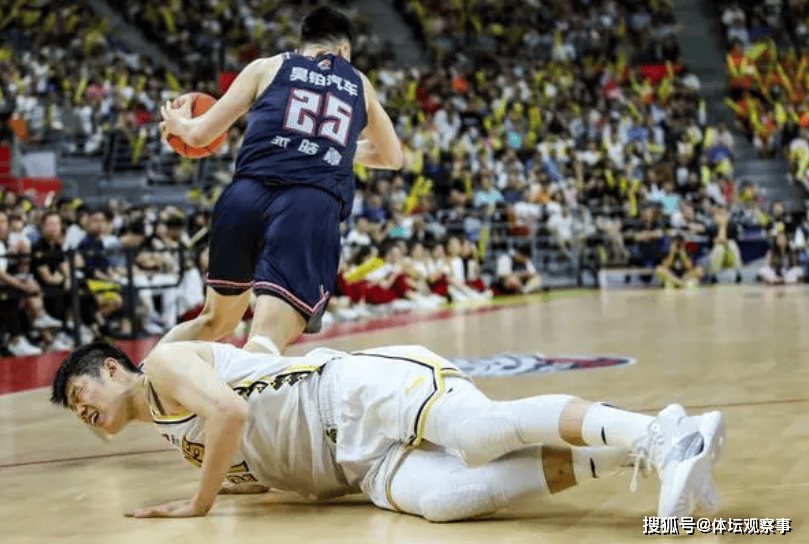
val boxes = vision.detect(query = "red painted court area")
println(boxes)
[0,303,514,395]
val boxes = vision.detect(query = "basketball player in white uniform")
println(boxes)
[51,340,724,521]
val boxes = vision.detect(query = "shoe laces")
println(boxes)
[629,445,649,492]
[629,422,664,492]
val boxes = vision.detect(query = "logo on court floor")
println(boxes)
[450,354,635,377]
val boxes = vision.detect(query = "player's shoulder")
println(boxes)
[247,54,286,73]
[143,341,218,369]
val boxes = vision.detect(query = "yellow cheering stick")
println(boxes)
[345,257,384,283]
[188,226,210,250]
[165,69,181,93]
[776,64,795,102]
[477,226,490,261]
[630,71,641,95]
[796,56,809,85]
[775,102,787,126]
[701,164,712,185]
[726,54,739,78]
[131,128,147,164]
[724,97,744,117]
[605,170,616,188]
[405,176,429,214]
[747,40,769,61]
[74,77,87,106]
[752,72,771,102]
[627,101,641,124]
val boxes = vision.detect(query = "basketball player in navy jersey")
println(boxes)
[159,7,402,354]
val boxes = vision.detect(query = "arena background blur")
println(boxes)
[4,2,809,543]
[1,0,808,356]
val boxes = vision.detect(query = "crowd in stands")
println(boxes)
[1,0,177,169]
[386,0,769,288]
[123,0,390,80]
[718,0,809,283]
[400,0,684,68]
[0,0,389,180]
[0,190,543,356]
[0,192,213,356]
[720,1,809,176]
[3,0,809,357]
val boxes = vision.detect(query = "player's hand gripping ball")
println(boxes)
[160,92,226,158]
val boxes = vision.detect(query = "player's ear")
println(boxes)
[104,357,119,377]
[338,41,351,60]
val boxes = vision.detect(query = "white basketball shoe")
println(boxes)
[631,404,725,518]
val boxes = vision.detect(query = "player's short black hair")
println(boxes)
[50,342,141,407]
[301,6,355,48]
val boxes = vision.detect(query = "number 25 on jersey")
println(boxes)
[283,88,353,147]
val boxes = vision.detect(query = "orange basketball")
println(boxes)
[166,92,227,158]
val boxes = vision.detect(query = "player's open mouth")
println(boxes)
[91,411,99,426]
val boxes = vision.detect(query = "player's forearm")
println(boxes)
[185,118,225,148]
[194,408,248,513]
[170,118,213,148]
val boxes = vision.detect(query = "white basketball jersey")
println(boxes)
[146,342,354,499]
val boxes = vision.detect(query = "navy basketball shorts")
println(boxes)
[207,177,341,333]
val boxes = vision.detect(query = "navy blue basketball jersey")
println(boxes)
[235,53,367,219]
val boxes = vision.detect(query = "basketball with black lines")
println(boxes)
[167,92,227,158]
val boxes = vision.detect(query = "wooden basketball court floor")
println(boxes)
[2,285,808,543]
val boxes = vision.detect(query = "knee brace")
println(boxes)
[451,394,577,465]
[418,474,504,522]
[452,411,526,466]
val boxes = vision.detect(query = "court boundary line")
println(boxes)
[0,448,172,469]
[3,396,807,470]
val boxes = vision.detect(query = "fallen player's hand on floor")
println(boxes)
[219,481,270,494]
[125,499,209,518]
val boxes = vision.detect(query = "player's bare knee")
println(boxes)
[198,304,239,340]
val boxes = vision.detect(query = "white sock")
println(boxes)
[570,446,629,483]
[581,403,653,450]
